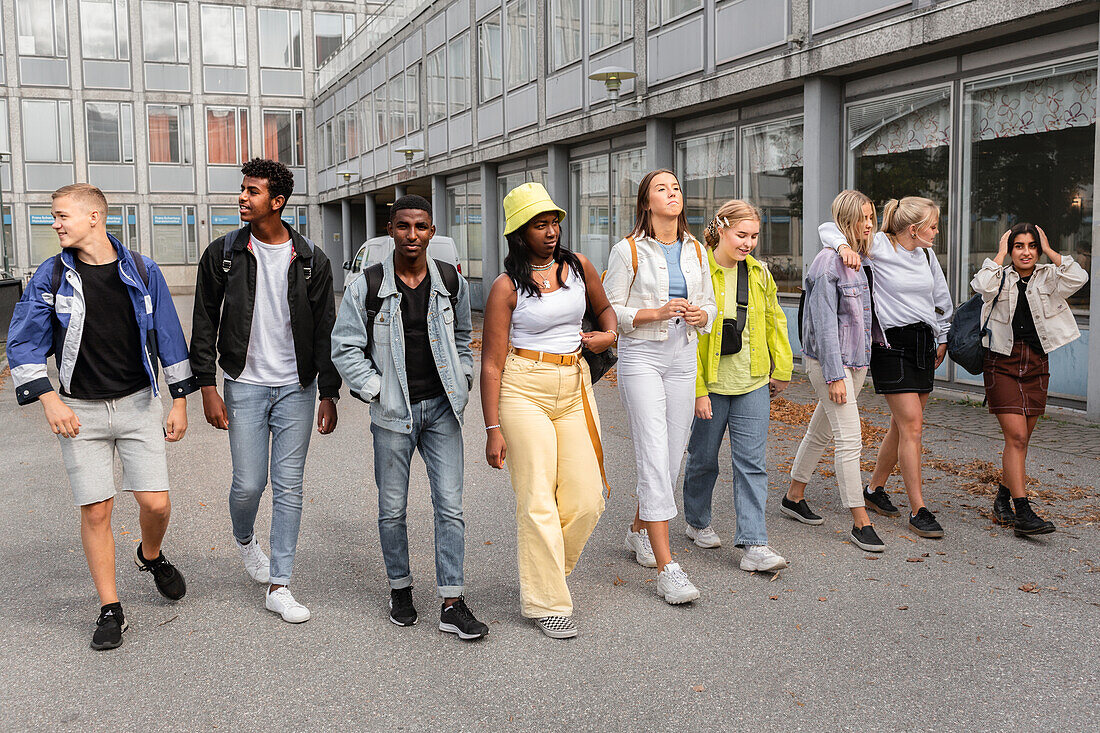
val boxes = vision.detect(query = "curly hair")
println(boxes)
[241,158,294,212]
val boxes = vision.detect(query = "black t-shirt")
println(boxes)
[397,273,444,404]
[1012,276,1045,354]
[64,258,148,400]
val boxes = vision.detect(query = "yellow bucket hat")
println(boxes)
[502,182,566,236]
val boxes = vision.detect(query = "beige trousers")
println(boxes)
[500,353,606,618]
[790,358,868,508]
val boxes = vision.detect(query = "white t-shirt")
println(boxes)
[232,234,299,387]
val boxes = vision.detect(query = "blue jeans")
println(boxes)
[683,385,770,547]
[224,378,316,585]
[371,394,465,597]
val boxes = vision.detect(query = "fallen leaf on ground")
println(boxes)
[897,606,909,611]
[818,597,827,602]
[906,557,924,563]
[613,576,624,586]
[692,685,706,692]
[1018,583,1040,593]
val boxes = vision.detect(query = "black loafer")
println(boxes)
[780,496,824,525]
[909,507,944,538]
[864,486,901,518]
[851,524,885,552]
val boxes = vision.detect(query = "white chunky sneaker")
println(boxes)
[739,545,789,573]
[656,562,700,604]
[685,524,722,549]
[624,528,657,568]
[236,537,270,584]
[265,587,311,623]
[535,616,578,639]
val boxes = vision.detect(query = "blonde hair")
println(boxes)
[52,183,108,219]
[881,196,939,249]
[703,199,761,249]
[831,190,875,257]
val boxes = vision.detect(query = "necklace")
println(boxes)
[655,236,678,246]
[531,260,554,289]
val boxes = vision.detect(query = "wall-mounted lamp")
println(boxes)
[1072,194,1082,209]
[394,147,422,172]
[336,169,357,185]
[588,67,638,111]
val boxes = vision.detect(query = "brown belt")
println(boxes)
[508,347,611,497]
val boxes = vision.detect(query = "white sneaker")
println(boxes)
[685,524,722,548]
[236,537,270,584]
[265,586,311,623]
[624,528,657,568]
[739,545,789,573]
[656,562,700,604]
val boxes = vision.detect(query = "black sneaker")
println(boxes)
[908,507,944,538]
[439,597,489,641]
[389,587,417,626]
[993,484,1016,526]
[1013,499,1055,537]
[850,524,885,552]
[134,544,186,600]
[864,486,901,518]
[90,603,127,651]
[780,495,825,525]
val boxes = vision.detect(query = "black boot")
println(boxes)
[1013,498,1055,537]
[992,484,1015,526]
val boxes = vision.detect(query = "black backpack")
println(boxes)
[219,226,315,281]
[51,249,149,295]
[362,260,460,345]
[948,269,1006,375]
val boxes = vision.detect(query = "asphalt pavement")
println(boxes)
[0,298,1097,732]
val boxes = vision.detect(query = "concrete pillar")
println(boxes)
[338,199,352,290]
[480,161,501,285]
[394,184,406,199]
[1088,27,1100,418]
[547,144,570,249]
[802,77,843,283]
[364,193,377,240]
[646,118,675,172]
[431,175,447,235]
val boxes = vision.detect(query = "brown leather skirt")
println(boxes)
[983,341,1049,416]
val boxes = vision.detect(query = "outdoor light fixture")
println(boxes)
[395,147,422,172]
[1072,194,1083,208]
[588,67,638,111]
[336,169,357,184]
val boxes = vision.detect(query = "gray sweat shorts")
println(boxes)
[58,387,171,506]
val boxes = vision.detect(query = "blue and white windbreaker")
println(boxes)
[6,235,196,405]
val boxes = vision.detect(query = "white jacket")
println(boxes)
[970,257,1088,355]
[604,234,717,342]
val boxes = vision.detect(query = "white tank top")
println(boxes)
[510,266,586,354]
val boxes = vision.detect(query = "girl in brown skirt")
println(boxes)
[971,223,1088,537]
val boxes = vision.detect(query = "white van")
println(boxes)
[342,234,461,290]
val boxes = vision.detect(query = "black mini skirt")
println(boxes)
[870,323,936,395]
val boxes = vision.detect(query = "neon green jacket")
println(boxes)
[696,249,794,398]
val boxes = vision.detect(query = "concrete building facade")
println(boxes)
[313,0,1100,416]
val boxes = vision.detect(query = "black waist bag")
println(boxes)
[720,260,749,355]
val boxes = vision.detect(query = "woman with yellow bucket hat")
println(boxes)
[480,182,618,639]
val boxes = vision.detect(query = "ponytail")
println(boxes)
[881,196,939,249]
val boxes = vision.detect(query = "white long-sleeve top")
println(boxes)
[819,223,954,343]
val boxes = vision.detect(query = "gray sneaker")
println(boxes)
[656,562,700,605]
[685,524,722,548]
[624,527,657,568]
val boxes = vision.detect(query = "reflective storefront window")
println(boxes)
[209,205,240,243]
[29,206,58,265]
[569,148,644,271]
[447,183,483,279]
[742,117,804,293]
[678,129,737,234]
[151,205,197,264]
[962,60,1095,314]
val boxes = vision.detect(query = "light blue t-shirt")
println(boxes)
[662,240,688,299]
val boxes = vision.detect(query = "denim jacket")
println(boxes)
[330,256,473,434]
[800,248,883,384]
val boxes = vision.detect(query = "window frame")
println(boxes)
[21,99,74,163]
[548,0,581,72]
[16,0,69,58]
[426,47,447,125]
[200,4,247,67]
[205,105,249,166]
[478,10,503,103]
[449,32,472,115]
[258,7,303,70]
[85,100,135,163]
[146,103,193,165]
[505,0,537,88]
[313,10,355,68]
[261,108,306,167]
[80,0,130,61]
[141,0,190,64]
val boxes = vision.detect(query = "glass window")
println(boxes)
[209,205,241,242]
[80,0,129,61]
[406,65,421,133]
[346,106,359,160]
[375,83,389,144]
[388,75,405,140]
[142,1,189,63]
[505,0,536,88]
[206,107,248,165]
[611,148,646,245]
[570,156,610,270]
[334,110,347,163]
[962,60,1095,314]
[2,205,14,274]
[86,101,134,163]
[498,169,549,210]
[30,205,60,265]
[147,104,192,164]
[258,8,302,69]
[16,0,68,57]
[742,117,804,293]
[677,129,738,233]
[151,205,197,264]
[478,11,502,103]
[314,12,354,68]
[449,33,471,114]
[22,99,73,162]
[262,109,305,166]
[201,4,246,66]
[651,0,701,26]
[426,48,447,124]
[849,87,951,273]
[590,0,624,52]
[550,0,581,71]
[358,95,374,152]
[447,183,483,279]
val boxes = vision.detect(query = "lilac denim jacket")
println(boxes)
[800,248,884,383]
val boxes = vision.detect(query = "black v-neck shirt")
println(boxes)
[396,274,445,404]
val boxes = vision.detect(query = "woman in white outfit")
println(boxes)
[603,169,716,604]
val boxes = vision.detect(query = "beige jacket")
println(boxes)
[970,257,1089,355]
[604,234,717,342]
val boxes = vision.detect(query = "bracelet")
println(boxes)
[837,243,853,252]
[606,330,618,343]
[485,425,500,431]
